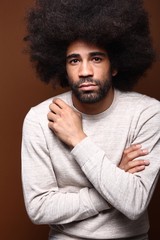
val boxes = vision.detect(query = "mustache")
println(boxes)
[73,78,101,87]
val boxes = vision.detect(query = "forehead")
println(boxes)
[66,40,107,56]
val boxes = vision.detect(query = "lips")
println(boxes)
[79,82,98,91]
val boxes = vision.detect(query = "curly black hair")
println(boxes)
[24,0,155,91]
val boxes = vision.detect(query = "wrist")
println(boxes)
[70,133,87,148]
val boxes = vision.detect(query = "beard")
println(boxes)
[69,77,112,104]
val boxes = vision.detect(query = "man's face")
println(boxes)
[66,40,116,104]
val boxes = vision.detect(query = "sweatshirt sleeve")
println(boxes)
[71,101,160,220]
[21,109,110,225]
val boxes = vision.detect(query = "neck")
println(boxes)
[72,88,114,115]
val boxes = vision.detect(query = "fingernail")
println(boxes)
[142,149,149,154]
[135,144,142,148]
[144,160,150,165]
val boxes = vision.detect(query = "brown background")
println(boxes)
[0,0,159,239]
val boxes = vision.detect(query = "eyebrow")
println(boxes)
[66,53,80,60]
[90,52,108,57]
[66,51,107,60]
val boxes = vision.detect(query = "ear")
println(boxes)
[112,69,118,77]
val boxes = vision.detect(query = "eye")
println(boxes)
[68,59,80,65]
[92,57,102,63]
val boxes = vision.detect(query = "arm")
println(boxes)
[48,98,160,220]
[22,104,148,226]
[21,108,110,225]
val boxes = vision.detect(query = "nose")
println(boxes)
[78,61,93,77]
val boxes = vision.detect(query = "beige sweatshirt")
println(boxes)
[21,90,160,239]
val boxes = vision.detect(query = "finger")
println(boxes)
[48,120,54,130]
[128,165,146,174]
[53,98,69,109]
[128,160,150,173]
[127,148,149,161]
[47,111,59,122]
[120,148,148,169]
[131,159,149,167]
[54,98,82,121]
[125,159,150,172]
[49,102,62,115]
[48,115,62,132]
[123,144,142,155]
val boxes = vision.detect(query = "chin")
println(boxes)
[76,91,106,104]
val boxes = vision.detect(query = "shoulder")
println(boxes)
[117,90,160,112]
[24,91,72,123]
[118,91,160,135]
[114,90,160,129]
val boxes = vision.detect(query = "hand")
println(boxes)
[119,144,150,173]
[47,98,87,148]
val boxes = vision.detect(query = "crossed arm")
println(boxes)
[48,98,149,174]
[22,98,153,224]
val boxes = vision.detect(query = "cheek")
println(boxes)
[66,66,72,78]
[104,65,113,78]
[95,62,111,77]
[66,67,78,81]
[97,69,111,80]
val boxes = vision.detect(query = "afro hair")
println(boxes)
[24,0,155,91]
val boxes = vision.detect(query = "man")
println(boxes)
[21,1,160,239]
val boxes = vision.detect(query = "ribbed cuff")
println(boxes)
[71,137,103,167]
